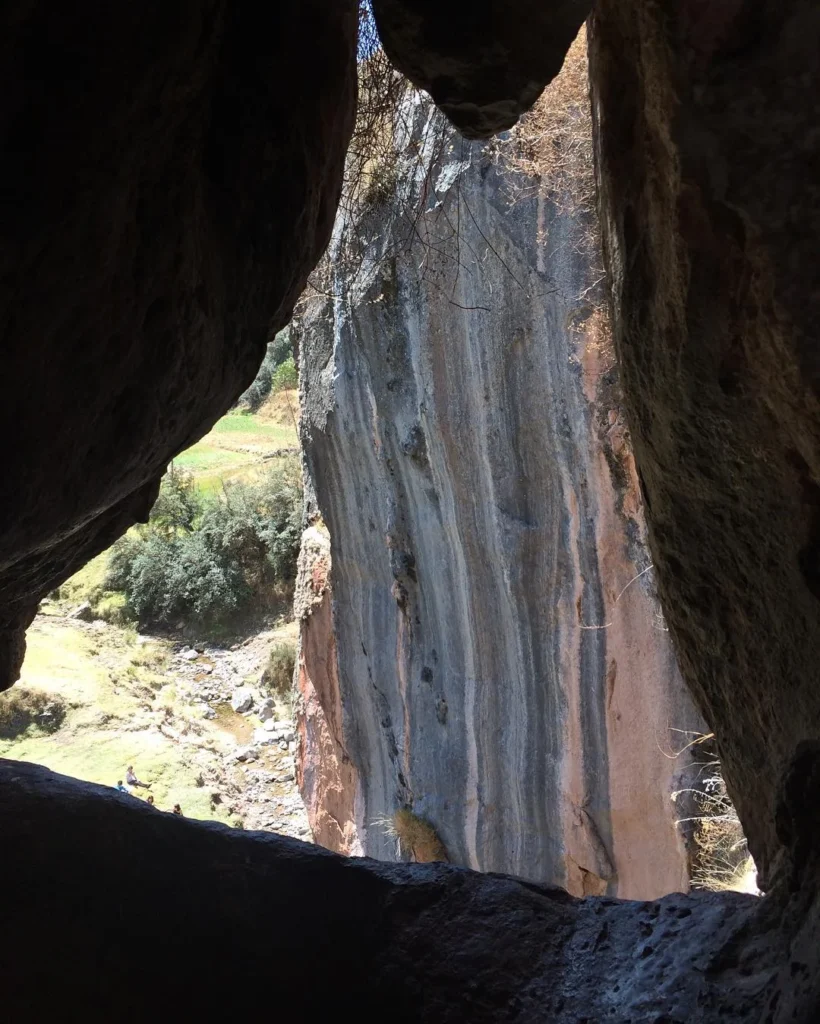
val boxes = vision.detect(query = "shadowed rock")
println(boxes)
[1,759,780,1022]
[0,0,357,688]
[371,0,591,137]
[589,0,820,898]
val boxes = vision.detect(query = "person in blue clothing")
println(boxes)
[116,780,128,793]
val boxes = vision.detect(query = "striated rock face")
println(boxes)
[294,526,363,855]
[297,97,704,897]
[0,0,357,688]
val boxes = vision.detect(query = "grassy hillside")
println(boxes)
[2,614,306,834]
[175,392,299,491]
[5,390,307,834]
[3,617,239,822]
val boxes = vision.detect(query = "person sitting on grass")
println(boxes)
[125,765,150,790]
[172,804,183,816]
[146,795,156,808]
[116,780,128,794]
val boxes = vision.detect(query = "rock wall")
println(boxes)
[2,759,773,1023]
[297,96,704,898]
[0,0,357,689]
[588,0,820,894]
[294,526,363,855]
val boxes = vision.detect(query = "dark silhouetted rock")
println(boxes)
[0,0,357,689]
[589,0,820,898]
[372,0,591,137]
[1,759,785,1022]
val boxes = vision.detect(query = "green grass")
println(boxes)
[49,404,300,624]
[172,411,296,487]
[209,414,295,443]
[1,618,239,826]
[3,728,226,820]
[173,444,253,474]
[50,551,109,607]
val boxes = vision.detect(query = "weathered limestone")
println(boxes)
[295,526,363,855]
[296,97,705,898]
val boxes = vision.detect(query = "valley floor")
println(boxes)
[1,612,310,839]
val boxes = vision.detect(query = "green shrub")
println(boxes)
[94,592,134,626]
[270,329,293,366]
[271,355,297,394]
[105,460,303,631]
[237,330,294,411]
[262,640,297,697]
[148,465,201,537]
[0,687,66,739]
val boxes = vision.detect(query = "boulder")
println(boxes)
[0,0,357,691]
[231,689,254,714]
[69,602,94,622]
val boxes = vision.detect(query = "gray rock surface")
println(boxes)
[1,758,784,1022]
[231,688,254,714]
[296,99,704,897]
[69,602,94,622]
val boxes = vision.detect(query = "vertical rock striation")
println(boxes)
[297,93,704,898]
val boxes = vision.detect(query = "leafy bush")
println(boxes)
[0,687,66,739]
[262,640,297,697]
[270,330,293,366]
[271,355,297,394]
[94,592,134,626]
[148,464,201,536]
[237,330,294,411]
[106,460,303,631]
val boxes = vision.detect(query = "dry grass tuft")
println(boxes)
[688,773,759,894]
[261,640,297,698]
[382,808,449,863]
[499,27,594,213]
[673,733,761,895]
[0,687,66,739]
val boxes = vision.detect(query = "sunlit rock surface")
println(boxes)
[296,100,704,897]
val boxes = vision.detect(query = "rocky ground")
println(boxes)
[166,628,310,837]
[3,612,311,841]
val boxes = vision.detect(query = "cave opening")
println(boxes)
[2,0,819,1019]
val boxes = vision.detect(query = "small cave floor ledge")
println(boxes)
[3,759,814,1022]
